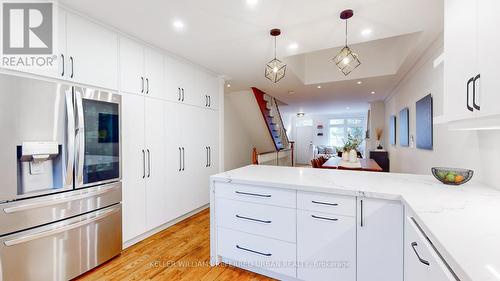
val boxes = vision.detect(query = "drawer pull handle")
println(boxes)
[236,245,272,257]
[235,191,271,198]
[411,242,430,266]
[311,215,338,222]
[311,200,338,206]
[235,214,272,224]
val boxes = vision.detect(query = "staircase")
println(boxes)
[251,87,290,151]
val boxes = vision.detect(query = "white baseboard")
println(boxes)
[123,204,209,249]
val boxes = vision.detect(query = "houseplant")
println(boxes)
[342,134,362,162]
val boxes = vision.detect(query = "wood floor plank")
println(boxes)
[75,209,275,281]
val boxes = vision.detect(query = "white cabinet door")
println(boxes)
[121,93,146,242]
[164,102,189,219]
[357,198,404,281]
[183,105,208,210]
[207,74,220,110]
[205,109,219,175]
[119,37,144,95]
[405,217,457,281]
[145,97,167,230]
[66,12,118,89]
[198,71,220,110]
[164,55,185,103]
[444,0,478,121]
[144,47,165,99]
[297,210,356,281]
[476,0,500,118]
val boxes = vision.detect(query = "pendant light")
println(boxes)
[333,9,361,76]
[265,28,287,83]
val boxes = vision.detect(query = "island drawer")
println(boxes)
[216,198,296,243]
[215,182,296,208]
[218,227,297,278]
[297,191,356,216]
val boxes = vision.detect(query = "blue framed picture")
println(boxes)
[389,115,396,145]
[399,108,409,147]
[416,94,433,150]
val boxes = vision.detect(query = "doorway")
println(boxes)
[295,126,313,165]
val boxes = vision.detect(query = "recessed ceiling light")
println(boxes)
[297,112,305,117]
[288,43,299,50]
[371,91,375,95]
[357,81,362,85]
[172,20,185,30]
[246,0,258,6]
[346,107,350,110]
[317,85,322,89]
[361,29,372,36]
[288,90,296,95]
[227,83,231,88]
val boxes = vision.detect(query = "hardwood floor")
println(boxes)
[75,209,275,281]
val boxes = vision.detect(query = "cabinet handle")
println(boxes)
[146,78,149,94]
[236,245,272,257]
[206,147,209,167]
[235,215,271,224]
[147,149,151,178]
[141,77,144,93]
[177,88,181,101]
[205,95,208,107]
[178,147,182,171]
[208,146,211,167]
[311,215,338,222]
[466,77,474,112]
[182,88,185,101]
[70,56,74,78]
[473,74,481,111]
[142,149,146,178]
[360,199,364,227]
[182,147,185,171]
[311,200,338,206]
[61,54,65,76]
[411,242,430,266]
[208,95,211,107]
[235,191,271,198]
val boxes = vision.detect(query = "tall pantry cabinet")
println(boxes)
[120,35,221,244]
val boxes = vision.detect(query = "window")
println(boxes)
[329,117,365,153]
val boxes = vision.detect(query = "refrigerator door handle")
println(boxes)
[3,205,121,247]
[3,184,117,214]
[65,88,75,187]
[74,89,85,186]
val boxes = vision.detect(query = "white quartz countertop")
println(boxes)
[211,165,500,281]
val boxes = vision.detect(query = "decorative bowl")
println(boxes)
[431,167,474,186]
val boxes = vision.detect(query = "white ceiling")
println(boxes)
[59,0,444,115]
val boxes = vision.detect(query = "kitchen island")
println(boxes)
[210,165,500,281]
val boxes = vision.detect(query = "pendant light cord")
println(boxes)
[274,36,277,59]
[345,18,348,47]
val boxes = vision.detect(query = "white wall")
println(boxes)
[223,92,254,171]
[385,34,500,186]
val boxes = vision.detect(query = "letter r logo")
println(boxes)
[2,2,53,54]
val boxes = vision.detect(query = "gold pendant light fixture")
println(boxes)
[333,9,361,76]
[265,28,287,83]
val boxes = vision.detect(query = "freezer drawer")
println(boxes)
[0,181,121,236]
[0,204,122,281]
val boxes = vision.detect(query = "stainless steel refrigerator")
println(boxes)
[0,73,122,281]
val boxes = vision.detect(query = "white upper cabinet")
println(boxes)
[144,48,165,99]
[198,70,220,110]
[119,37,165,98]
[476,0,500,118]
[164,55,185,103]
[66,12,118,90]
[119,37,144,95]
[445,0,500,127]
[120,37,144,94]
[357,198,404,281]
[444,0,478,122]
